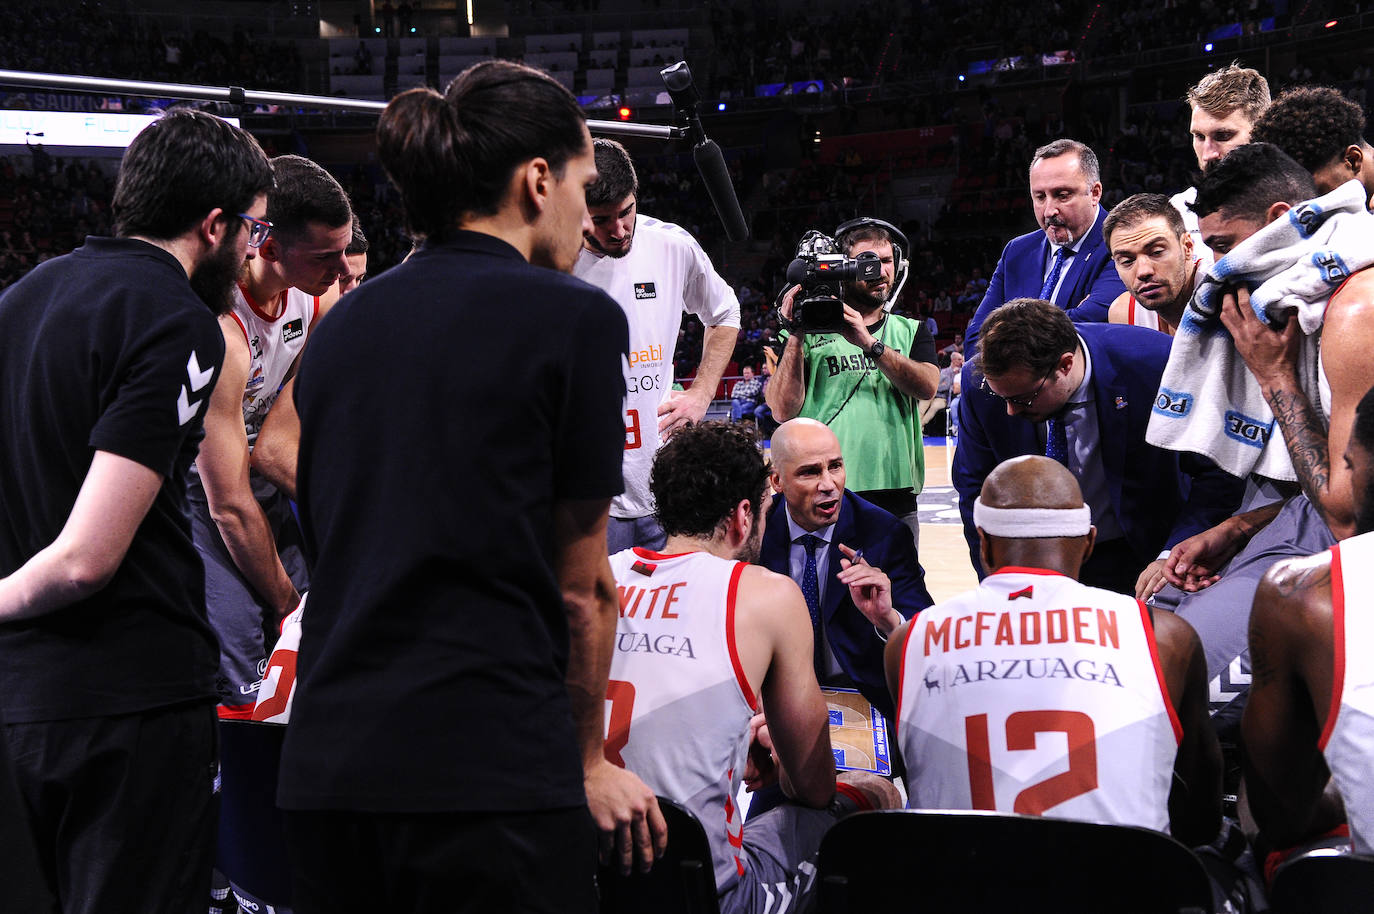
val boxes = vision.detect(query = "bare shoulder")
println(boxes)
[1254,550,1334,632]
[1149,606,1203,669]
[1327,269,1374,329]
[737,563,805,611]
[1107,290,1133,324]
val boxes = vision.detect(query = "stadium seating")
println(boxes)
[598,796,720,914]
[817,809,1215,913]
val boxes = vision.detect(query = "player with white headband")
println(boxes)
[886,456,1222,846]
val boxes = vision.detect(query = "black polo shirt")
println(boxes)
[0,237,223,722]
[279,231,628,812]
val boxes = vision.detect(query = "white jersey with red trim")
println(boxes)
[897,568,1181,832]
[252,594,305,724]
[1126,296,1162,331]
[1319,532,1374,853]
[607,547,756,893]
[574,215,741,519]
[228,282,318,450]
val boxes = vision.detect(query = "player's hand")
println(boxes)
[837,303,875,351]
[1161,522,1246,592]
[1218,286,1302,389]
[1134,560,1169,601]
[742,712,779,792]
[584,758,668,875]
[836,543,900,634]
[657,388,709,440]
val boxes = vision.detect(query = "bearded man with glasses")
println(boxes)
[952,298,1242,594]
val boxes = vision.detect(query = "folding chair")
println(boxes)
[217,719,292,907]
[1269,846,1374,913]
[599,796,720,914]
[817,809,1213,913]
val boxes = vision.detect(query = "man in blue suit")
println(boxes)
[760,418,933,720]
[953,299,1243,596]
[964,139,1126,355]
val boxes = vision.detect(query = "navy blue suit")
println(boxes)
[964,206,1125,355]
[953,323,1243,585]
[759,490,933,719]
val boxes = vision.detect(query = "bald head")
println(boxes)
[977,457,1094,578]
[981,456,1085,511]
[769,419,846,532]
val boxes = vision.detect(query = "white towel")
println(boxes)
[1146,180,1374,481]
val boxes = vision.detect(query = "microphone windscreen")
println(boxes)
[785,258,810,286]
[693,139,750,242]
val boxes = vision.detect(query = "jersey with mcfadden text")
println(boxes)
[897,568,1180,832]
[607,547,756,893]
[1319,532,1374,853]
[574,216,740,518]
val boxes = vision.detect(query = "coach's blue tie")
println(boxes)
[1045,415,1069,466]
[800,534,824,674]
[1039,246,1068,301]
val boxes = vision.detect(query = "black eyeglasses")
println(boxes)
[981,367,1056,409]
[237,213,273,248]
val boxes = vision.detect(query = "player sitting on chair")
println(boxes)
[607,421,899,914]
[887,455,1222,847]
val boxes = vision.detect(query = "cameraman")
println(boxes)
[766,219,939,545]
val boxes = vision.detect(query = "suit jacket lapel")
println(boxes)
[1056,207,1106,307]
[1086,335,1129,512]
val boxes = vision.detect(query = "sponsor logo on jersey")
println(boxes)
[1153,388,1192,418]
[627,343,663,368]
[614,631,696,658]
[249,334,263,360]
[1223,410,1271,449]
[923,657,1124,690]
[634,282,657,299]
[281,318,304,344]
[631,560,657,576]
[1009,586,1034,601]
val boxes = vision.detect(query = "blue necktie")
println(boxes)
[1046,415,1069,466]
[799,534,824,675]
[1039,247,1068,301]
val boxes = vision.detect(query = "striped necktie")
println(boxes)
[1039,246,1068,301]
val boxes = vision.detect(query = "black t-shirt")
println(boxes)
[278,231,629,813]
[0,237,224,722]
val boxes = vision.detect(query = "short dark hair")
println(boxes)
[376,59,588,241]
[975,298,1078,379]
[1191,142,1318,222]
[652,421,769,538]
[112,108,273,241]
[1030,139,1101,186]
[346,217,369,255]
[836,222,894,255]
[1251,86,1368,173]
[265,155,353,245]
[587,138,638,208]
[1103,193,1186,246]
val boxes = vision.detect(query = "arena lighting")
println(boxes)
[466,0,474,26]
[0,69,688,138]
[618,105,632,120]
[1326,19,1339,27]
[717,101,727,111]
[1203,42,1214,51]
[958,74,966,82]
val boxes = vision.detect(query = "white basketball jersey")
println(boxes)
[227,283,317,450]
[1126,296,1162,331]
[606,547,756,892]
[252,594,305,724]
[897,568,1180,832]
[574,216,740,519]
[1319,532,1374,852]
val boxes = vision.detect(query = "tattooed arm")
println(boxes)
[1219,282,1374,540]
[1241,552,1345,850]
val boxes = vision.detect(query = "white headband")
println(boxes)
[973,497,1092,538]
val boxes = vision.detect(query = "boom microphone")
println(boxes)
[661,61,750,242]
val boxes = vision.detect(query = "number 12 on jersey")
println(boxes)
[965,710,1098,815]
